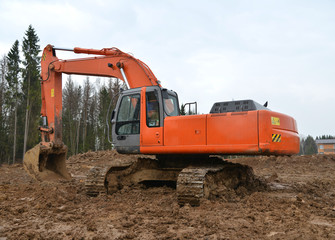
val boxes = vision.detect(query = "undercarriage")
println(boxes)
[85,155,264,206]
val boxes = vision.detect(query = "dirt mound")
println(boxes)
[204,161,268,203]
[1,152,335,239]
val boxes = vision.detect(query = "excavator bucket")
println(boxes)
[23,144,71,181]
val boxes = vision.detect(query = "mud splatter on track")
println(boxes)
[1,151,335,239]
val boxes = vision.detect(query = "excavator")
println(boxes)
[23,44,300,205]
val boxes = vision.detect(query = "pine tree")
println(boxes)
[88,89,98,151]
[299,138,305,155]
[98,85,111,150]
[81,78,93,152]
[5,40,21,164]
[21,25,40,158]
[303,135,317,155]
[0,55,9,164]
[0,56,6,123]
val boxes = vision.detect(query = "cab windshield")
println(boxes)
[163,92,179,116]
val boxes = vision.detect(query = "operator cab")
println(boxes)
[112,86,180,153]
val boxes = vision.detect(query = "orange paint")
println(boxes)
[140,110,299,155]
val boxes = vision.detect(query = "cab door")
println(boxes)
[112,89,141,153]
[140,87,164,147]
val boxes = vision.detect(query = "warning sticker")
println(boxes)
[271,117,280,126]
[272,134,281,142]
[51,89,54,98]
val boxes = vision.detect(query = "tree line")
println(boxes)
[316,135,335,140]
[0,25,124,165]
[0,25,40,165]
[62,76,124,157]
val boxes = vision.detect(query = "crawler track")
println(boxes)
[177,160,262,206]
[85,155,260,206]
[177,166,223,206]
[85,166,110,196]
[85,158,180,196]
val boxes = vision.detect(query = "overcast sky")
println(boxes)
[1,0,334,138]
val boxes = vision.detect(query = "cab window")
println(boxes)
[146,91,160,127]
[163,93,179,116]
[116,94,140,134]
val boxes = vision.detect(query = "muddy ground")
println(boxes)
[1,151,335,239]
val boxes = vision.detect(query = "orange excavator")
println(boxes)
[23,44,299,205]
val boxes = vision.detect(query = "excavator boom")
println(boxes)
[24,44,160,180]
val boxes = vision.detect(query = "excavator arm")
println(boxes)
[24,44,160,180]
